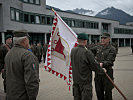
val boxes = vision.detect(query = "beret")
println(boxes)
[78,33,89,40]
[5,35,12,40]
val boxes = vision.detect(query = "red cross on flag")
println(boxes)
[44,9,77,90]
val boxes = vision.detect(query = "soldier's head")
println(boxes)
[13,30,30,49]
[101,33,110,46]
[5,35,12,45]
[77,33,88,46]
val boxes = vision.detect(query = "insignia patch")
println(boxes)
[32,63,36,70]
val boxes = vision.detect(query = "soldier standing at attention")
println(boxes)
[42,43,48,63]
[5,30,39,100]
[90,33,117,100]
[0,35,12,93]
[71,33,105,100]
[36,42,42,63]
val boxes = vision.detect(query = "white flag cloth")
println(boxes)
[44,10,77,90]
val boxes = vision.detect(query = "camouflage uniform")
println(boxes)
[91,44,116,100]
[111,42,118,53]
[5,30,39,100]
[0,36,12,93]
[0,44,9,71]
[71,45,104,100]
[31,44,37,55]
[42,44,48,63]
[36,44,42,63]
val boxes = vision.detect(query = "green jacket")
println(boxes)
[90,44,116,69]
[36,45,42,56]
[71,45,104,84]
[0,44,12,71]
[5,44,39,100]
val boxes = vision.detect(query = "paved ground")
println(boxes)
[0,47,133,100]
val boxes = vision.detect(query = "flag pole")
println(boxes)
[52,8,55,13]
[104,70,128,100]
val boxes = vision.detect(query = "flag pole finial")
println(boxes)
[52,8,55,12]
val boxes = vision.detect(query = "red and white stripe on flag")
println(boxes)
[44,10,77,90]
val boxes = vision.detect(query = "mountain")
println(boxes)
[72,8,96,16]
[46,5,62,11]
[95,7,133,25]
[46,5,133,25]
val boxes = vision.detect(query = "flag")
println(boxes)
[44,9,77,90]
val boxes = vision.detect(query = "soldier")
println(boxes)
[31,41,37,56]
[131,42,133,54]
[90,33,117,100]
[0,35,12,93]
[71,33,105,100]
[42,43,48,63]
[5,30,39,100]
[36,42,42,63]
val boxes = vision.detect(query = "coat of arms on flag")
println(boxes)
[44,9,77,90]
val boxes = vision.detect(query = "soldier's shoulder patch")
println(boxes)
[32,63,36,70]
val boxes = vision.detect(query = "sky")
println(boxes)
[46,0,133,16]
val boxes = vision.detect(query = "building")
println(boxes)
[0,0,133,46]
[126,22,133,27]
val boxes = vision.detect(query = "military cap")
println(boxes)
[78,33,89,40]
[5,35,12,40]
[13,30,30,38]
[101,33,110,38]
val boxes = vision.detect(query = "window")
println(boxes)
[35,15,40,24]
[30,14,35,23]
[51,16,54,23]
[82,21,85,28]
[20,11,23,22]
[24,13,29,23]
[91,22,94,28]
[72,20,75,27]
[23,0,28,2]
[94,22,98,29]
[16,10,20,21]
[46,16,51,25]
[35,0,40,4]
[41,16,46,24]
[11,8,15,20]
[29,0,34,3]
[68,20,72,27]
[63,18,68,24]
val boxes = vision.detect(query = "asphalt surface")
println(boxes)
[0,47,133,100]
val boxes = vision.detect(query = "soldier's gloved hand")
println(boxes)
[100,63,103,68]
[102,68,107,73]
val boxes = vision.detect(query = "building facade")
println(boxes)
[0,0,133,46]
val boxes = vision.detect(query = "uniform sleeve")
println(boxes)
[22,52,39,100]
[86,50,104,73]
[0,46,7,71]
[90,46,97,56]
[102,47,116,68]
[0,48,3,71]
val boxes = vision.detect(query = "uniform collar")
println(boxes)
[14,44,25,49]
[102,44,111,49]
[78,45,86,48]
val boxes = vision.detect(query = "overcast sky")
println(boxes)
[46,0,133,16]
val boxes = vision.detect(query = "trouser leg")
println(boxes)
[104,74,114,100]
[95,76,104,100]
[81,84,92,100]
[104,89,112,100]
[73,84,81,100]
[73,83,92,100]
[3,79,6,93]
[2,70,6,93]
